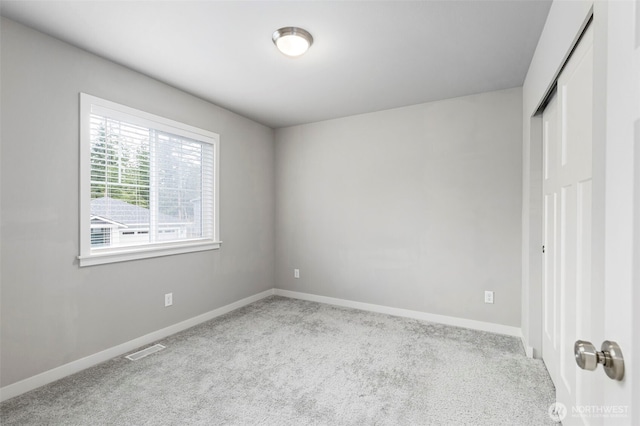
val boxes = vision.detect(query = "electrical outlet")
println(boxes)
[165,293,173,307]
[484,291,494,304]
[294,269,300,278]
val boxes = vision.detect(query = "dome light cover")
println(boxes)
[272,27,313,57]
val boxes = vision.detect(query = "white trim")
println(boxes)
[79,93,92,261]
[85,94,218,143]
[0,289,274,403]
[273,289,522,338]
[521,336,534,358]
[78,240,222,267]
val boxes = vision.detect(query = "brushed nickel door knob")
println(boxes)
[601,340,625,381]
[574,340,598,370]
[574,340,625,381]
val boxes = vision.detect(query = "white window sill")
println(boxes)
[78,240,222,267]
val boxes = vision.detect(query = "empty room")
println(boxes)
[0,0,637,425]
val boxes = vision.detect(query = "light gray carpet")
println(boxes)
[1,296,556,425]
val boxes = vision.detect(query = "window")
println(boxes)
[90,227,111,247]
[79,93,220,266]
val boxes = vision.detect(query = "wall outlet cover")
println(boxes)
[484,291,494,304]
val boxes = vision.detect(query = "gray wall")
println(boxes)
[0,18,275,387]
[1,16,525,389]
[275,88,523,327]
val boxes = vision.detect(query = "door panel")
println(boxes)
[598,0,638,420]
[542,2,637,422]
[542,23,597,425]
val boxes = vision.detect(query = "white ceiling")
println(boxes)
[0,0,551,129]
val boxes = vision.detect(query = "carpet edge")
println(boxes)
[0,289,275,403]
[274,288,523,339]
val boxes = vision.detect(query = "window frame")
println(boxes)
[78,93,221,267]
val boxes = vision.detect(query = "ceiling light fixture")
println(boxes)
[272,27,313,57]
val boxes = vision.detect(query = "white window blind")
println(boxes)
[79,94,220,266]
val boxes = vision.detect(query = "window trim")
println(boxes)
[78,93,221,267]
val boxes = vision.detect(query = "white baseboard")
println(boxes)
[274,289,523,338]
[520,336,535,358]
[0,289,275,403]
[2,287,525,402]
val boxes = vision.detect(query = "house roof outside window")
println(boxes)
[90,197,188,228]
